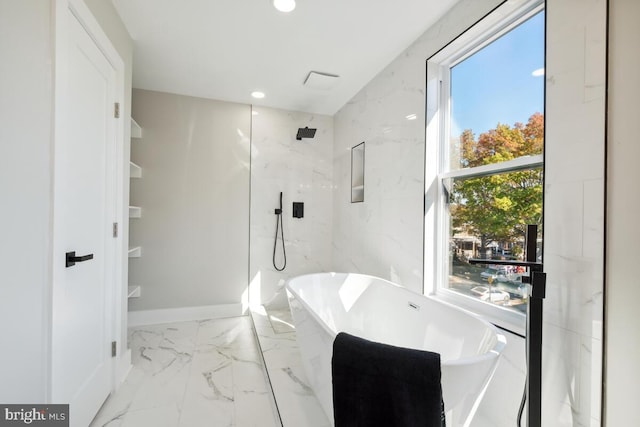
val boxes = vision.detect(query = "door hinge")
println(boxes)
[111,341,117,357]
[114,102,120,118]
[113,222,118,238]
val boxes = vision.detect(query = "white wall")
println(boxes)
[605,0,640,424]
[250,106,333,307]
[129,89,251,311]
[0,0,54,403]
[332,0,607,425]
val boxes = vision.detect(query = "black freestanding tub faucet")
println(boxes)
[469,224,546,427]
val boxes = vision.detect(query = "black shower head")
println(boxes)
[296,127,317,140]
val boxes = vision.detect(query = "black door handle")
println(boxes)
[66,251,94,268]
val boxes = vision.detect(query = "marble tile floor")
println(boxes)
[265,307,295,335]
[90,316,281,427]
[252,305,331,427]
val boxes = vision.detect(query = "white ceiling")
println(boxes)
[112,0,459,116]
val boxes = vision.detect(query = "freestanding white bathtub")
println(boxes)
[286,272,506,427]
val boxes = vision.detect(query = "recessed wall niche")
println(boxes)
[351,142,365,203]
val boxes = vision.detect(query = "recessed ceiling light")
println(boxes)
[251,91,265,99]
[406,114,417,120]
[273,0,296,13]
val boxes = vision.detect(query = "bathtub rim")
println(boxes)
[285,271,507,366]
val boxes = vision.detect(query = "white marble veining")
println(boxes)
[250,106,334,307]
[332,0,505,295]
[250,106,333,307]
[90,317,279,427]
[265,308,296,334]
[251,306,331,427]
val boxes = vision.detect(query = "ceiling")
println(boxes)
[112,0,459,116]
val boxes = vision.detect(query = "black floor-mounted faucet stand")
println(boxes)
[470,224,545,427]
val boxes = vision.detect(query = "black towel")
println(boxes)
[332,332,445,427]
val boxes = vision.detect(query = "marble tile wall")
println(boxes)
[249,106,333,307]
[90,317,279,427]
[332,0,503,295]
[542,0,606,424]
[331,0,606,425]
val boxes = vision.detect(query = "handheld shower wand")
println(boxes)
[272,192,286,271]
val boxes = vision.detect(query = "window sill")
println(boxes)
[429,289,526,337]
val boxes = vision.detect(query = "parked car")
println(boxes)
[470,286,511,303]
[480,266,510,282]
[505,275,528,297]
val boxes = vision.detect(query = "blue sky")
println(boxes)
[451,11,545,137]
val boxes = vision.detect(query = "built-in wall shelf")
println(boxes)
[128,246,141,258]
[131,118,142,139]
[130,161,142,178]
[128,118,142,303]
[128,285,141,298]
[129,206,142,218]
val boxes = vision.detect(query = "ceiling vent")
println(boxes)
[303,71,340,90]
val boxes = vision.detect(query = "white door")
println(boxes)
[52,9,117,427]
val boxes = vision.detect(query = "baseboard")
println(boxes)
[115,349,132,386]
[128,303,244,327]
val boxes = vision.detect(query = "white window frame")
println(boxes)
[424,0,544,335]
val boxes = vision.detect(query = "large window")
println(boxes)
[425,1,544,328]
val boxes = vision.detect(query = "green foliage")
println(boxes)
[451,113,543,256]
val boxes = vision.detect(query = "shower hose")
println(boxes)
[272,192,286,271]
